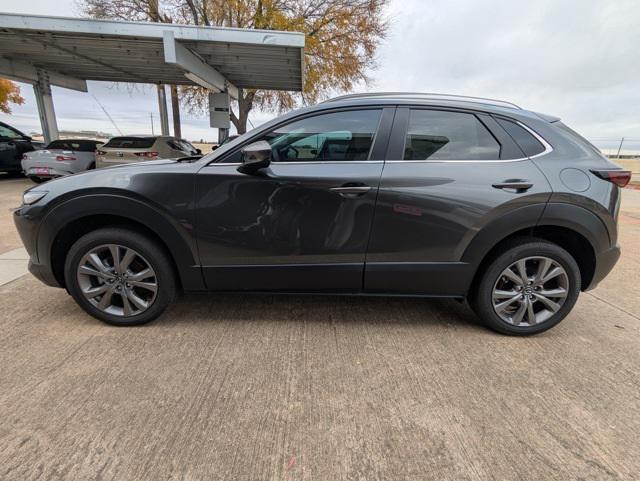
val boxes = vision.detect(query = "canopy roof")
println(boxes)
[0,13,305,94]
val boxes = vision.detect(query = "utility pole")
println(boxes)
[616,137,625,159]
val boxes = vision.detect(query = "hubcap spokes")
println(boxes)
[77,244,157,317]
[492,256,569,326]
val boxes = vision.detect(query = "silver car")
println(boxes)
[96,136,201,168]
[21,139,103,183]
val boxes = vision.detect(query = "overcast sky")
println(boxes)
[1,0,639,150]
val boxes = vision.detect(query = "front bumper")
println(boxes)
[585,244,621,290]
[13,205,62,288]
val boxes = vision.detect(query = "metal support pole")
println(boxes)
[616,137,625,159]
[218,128,229,144]
[33,70,59,143]
[157,84,170,136]
[170,85,181,138]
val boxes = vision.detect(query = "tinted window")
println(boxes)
[496,118,545,157]
[554,121,601,155]
[104,137,155,149]
[223,110,381,163]
[404,110,500,160]
[0,124,23,139]
[47,140,100,152]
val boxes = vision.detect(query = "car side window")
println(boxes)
[220,109,382,164]
[0,125,22,140]
[404,110,501,160]
[495,118,546,157]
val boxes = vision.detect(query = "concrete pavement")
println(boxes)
[0,177,639,480]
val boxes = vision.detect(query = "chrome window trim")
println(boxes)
[392,119,553,164]
[515,120,554,159]
[205,160,384,167]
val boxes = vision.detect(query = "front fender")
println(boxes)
[37,194,205,290]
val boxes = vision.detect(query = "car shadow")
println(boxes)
[158,292,485,331]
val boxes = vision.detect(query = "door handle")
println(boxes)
[329,185,371,197]
[492,180,533,193]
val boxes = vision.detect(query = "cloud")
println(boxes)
[1,0,639,149]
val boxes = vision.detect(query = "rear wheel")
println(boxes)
[470,239,581,335]
[64,227,176,326]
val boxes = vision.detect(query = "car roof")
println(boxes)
[310,92,554,123]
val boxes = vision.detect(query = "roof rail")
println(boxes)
[322,92,522,110]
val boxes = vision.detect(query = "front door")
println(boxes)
[195,107,394,291]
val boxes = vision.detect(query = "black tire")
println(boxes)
[88,162,96,170]
[64,227,176,326]
[28,176,47,184]
[470,238,581,335]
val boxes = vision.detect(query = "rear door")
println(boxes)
[365,107,552,296]
[195,106,394,291]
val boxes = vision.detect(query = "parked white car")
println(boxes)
[21,139,103,183]
[96,136,201,168]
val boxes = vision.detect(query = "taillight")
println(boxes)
[96,150,106,155]
[134,152,159,159]
[55,155,76,161]
[590,169,632,188]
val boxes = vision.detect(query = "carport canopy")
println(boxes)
[0,13,305,142]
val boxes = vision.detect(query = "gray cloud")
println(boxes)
[1,0,639,150]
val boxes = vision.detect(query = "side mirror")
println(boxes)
[195,148,202,155]
[238,140,272,174]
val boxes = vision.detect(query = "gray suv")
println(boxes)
[13,93,629,335]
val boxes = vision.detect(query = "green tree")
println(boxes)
[81,0,389,133]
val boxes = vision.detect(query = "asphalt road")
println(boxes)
[1,176,639,480]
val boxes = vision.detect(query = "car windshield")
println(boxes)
[0,124,23,140]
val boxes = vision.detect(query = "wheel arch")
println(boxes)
[38,194,205,291]
[463,203,608,294]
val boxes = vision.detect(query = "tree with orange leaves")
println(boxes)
[81,0,390,133]
[0,79,25,114]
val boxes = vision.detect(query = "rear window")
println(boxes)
[554,122,602,155]
[404,109,501,160]
[104,137,156,149]
[495,118,546,157]
[47,140,100,152]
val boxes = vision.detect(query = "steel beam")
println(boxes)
[0,57,87,92]
[163,31,239,99]
[0,13,305,48]
[33,70,59,143]
[157,84,170,136]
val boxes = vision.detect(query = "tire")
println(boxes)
[88,162,96,170]
[64,227,176,326]
[470,238,581,335]
[29,176,47,184]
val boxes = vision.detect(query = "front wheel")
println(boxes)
[470,239,581,335]
[64,227,176,326]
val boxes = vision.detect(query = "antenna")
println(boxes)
[91,94,123,135]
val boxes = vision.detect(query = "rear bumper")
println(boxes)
[585,244,621,290]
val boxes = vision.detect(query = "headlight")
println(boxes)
[23,190,48,205]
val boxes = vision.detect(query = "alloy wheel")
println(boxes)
[76,244,158,317]
[492,256,569,326]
